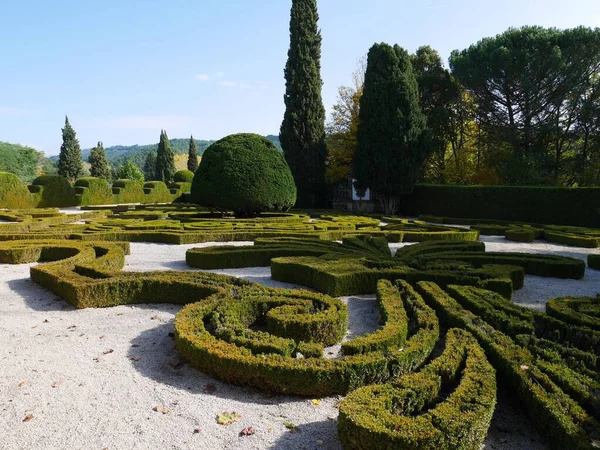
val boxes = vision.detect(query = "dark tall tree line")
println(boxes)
[155,130,175,184]
[57,116,83,182]
[280,0,327,208]
[89,141,111,181]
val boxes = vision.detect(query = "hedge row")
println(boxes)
[546,296,600,331]
[590,255,600,270]
[175,280,439,396]
[417,282,600,450]
[338,328,496,450]
[401,184,600,227]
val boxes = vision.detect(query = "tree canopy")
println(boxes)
[88,142,111,181]
[155,130,176,184]
[57,116,84,182]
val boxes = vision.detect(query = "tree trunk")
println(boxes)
[379,194,399,215]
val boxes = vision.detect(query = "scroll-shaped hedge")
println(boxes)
[546,296,600,332]
[174,280,439,396]
[338,328,496,450]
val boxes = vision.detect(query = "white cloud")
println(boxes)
[219,80,238,87]
[195,73,210,81]
[91,115,195,131]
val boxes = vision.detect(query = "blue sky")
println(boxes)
[1,0,599,155]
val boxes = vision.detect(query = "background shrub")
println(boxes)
[174,170,194,183]
[29,175,77,207]
[112,179,145,204]
[191,133,297,216]
[74,177,113,206]
[0,172,33,208]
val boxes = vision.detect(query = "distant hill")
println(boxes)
[50,135,282,169]
[0,142,53,182]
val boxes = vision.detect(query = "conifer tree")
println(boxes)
[57,116,84,182]
[88,141,111,181]
[143,151,157,181]
[187,135,198,172]
[280,0,327,208]
[354,43,428,215]
[155,130,175,184]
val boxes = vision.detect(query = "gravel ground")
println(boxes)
[1,236,598,449]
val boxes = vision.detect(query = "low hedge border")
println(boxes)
[416,281,600,450]
[588,255,600,270]
[338,328,496,450]
[546,296,600,331]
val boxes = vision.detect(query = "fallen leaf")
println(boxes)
[203,384,217,393]
[131,344,140,348]
[151,315,158,320]
[18,381,26,388]
[23,414,33,422]
[216,412,241,426]
[102,349,114,355]
[130,356,141,362]
[152,406,169,415]
[51,379,63,388]
[99,335,106,339]
[78,333,85,337]
[168,360,185,370]
[43,319,49,323]
[67,325,77,330]
[239,426,255,436]
[193,428,201,434]
[311,399,321,406]
[284,421,299,433]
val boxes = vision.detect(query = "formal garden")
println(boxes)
[2,0,600,449]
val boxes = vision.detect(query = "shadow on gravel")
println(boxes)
[270,419,342,450]
[7,276,75,312]
[128,320,308,406]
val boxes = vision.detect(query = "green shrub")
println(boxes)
[74,177,113,206]
[174,170,194,183]
[29,175,77,207]
[191,133,297,216]
[505,227,536,242]
[111,179,145,204]
[0,172,33,208]
[546,297,600,331]
[143,181,175,203]
[338,328,496,450]
[589,255,600,270]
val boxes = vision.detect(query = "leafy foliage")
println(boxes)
[88,142,111,181]
[187,135,198,172]
[280,0,327,208]
[0,142,43,182]
[354,43,428,214]
[191,133,296,217]
[116,161,145,181]
[155,130,176,184]
[57,116,84,182]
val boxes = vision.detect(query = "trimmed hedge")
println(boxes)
[191,133,297,216]
[0,172,33,208]
[546,297,600,331]
[174,170,194,183]
[143,181,176,203]
[338,328,496,450]
[589,255,600,270]
[29,175,77,207]
[74,177,113,206]
[111,179,145,204]
[402,184,600,227]
[417,281,600,450]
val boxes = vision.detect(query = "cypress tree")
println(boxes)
[187,135,198,172]
[57,116,84,182]
[155,130,176,184]
[143,151,157,181]
[354,43,428,215]
[280,0,327,208]
[88,141,111,181]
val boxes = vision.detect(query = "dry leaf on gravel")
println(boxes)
[51,379,63,388]
[130,356,141,361]
[311,399,321,406]
[23,414,33,422]
[239,427,255,436]
[102,349,114,355]
[18,381,26,388]
[193,428,201,434]
[217,412,241,425]
[152,406,169,414]
[284,421,299,433]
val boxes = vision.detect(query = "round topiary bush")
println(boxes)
[0,172,33,208]
[191,133,296,217]
[174,170,194,183]
[29,175,77,207]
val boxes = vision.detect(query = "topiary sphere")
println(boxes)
[174,170,194,183]
[191,133,296,216]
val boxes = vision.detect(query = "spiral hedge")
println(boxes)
[1,208,599,449]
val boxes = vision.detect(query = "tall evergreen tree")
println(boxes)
[280,0,327,208]
[57,116,84,182]
[88,141,111,181]
[187,135,198,172]
[143,151,157,181]
[155,130,176,184]
[354,43,428,215]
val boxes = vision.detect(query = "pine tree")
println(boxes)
[280,0,327,208]
[57,116,84,182]
[143,151,157,181]
[354,43,428,215]
[187,135,198,172]
[155,130,176,184]
[88,141,111,181]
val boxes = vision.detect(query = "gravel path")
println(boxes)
[1,237,598,449]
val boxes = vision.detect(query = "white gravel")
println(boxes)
[1,237,598,449]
